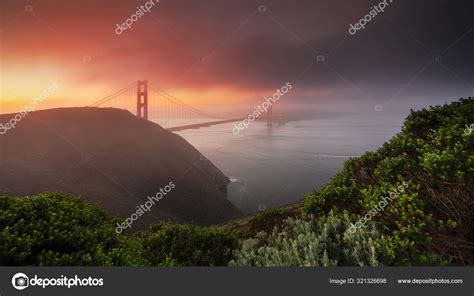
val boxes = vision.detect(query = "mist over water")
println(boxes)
[176,114,404,214]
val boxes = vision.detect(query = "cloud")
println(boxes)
[1,0,473,111]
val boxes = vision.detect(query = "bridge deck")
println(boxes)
[166,116,285,132]
[166,118,244,132]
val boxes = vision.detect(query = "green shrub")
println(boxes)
[229,211,390,267]
[248,208,292,234]
[0,193,148,266]
[136,223,238,266]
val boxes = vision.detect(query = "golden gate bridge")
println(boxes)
[87,80,282,131]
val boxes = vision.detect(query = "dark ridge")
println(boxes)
[0,107,242,229]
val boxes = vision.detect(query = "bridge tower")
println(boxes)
[267,105,273,127]
[137,80,148,120]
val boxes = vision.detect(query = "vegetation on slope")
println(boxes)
[235,98,473,266]
[136,223,237,266]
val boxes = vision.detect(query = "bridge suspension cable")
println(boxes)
[87,83,135,107]
[148,83,225,120]
[84,80,252,130]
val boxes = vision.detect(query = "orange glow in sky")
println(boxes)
[0,0,280,115]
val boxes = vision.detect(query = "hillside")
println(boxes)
[228,98,474,266]
[0,107,242,228]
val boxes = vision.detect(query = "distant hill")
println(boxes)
[0,107,242,228]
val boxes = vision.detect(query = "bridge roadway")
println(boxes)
[166,118,244,132]
[165,115,285,132]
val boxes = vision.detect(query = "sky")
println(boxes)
[0,0,473,115]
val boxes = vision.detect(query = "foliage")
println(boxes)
[248,208,293,234]
[0,193,149,266]
[303,98,474,265]
[230,211,389,266]
[136,223,238,266]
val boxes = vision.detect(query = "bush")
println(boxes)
[229,211,390,267]
[248,208,293,234]
[136,223,238,266]
[0,193,148,266]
